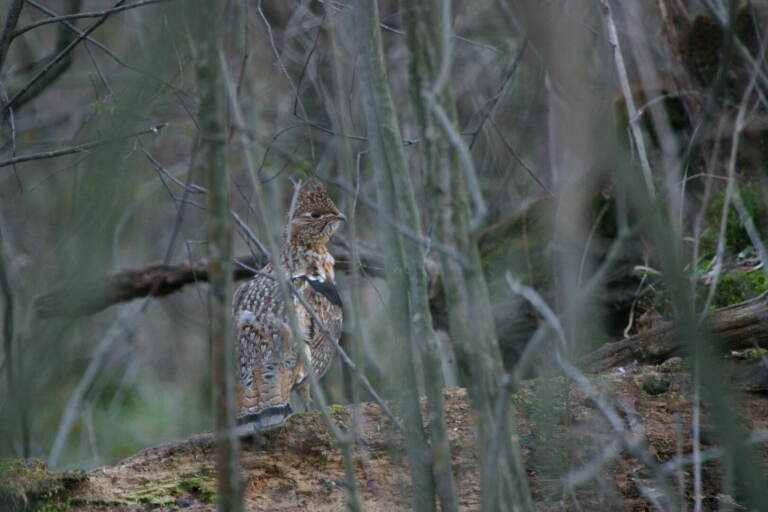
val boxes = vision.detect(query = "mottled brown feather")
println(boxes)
[233,180,344,432]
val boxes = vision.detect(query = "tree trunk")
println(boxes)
[193,2,242,510]
[353,1,439,509]
[401,1,533,509]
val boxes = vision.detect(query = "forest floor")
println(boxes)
[4,359,768,511]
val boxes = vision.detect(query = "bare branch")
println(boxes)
[599,0,656,199]
[0,0,24,73]
[0,124,166,169]
[22,0,193,104]
[12,0,165,38]
[2,0,128,114]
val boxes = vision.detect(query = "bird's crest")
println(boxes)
[290,179,341,218]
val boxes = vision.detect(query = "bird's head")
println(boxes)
[287,179,346,246]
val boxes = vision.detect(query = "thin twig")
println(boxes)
[599,0,655,199]
[468,37,528,149]
[326,177,470,267]
[243,264,403,433]
[23,0,193,103]
[2,0,129,113]
[0,81,21,191]
[692,361,703,512]
[661,429,768,473]
[0,0,24,72]
[701,28,766,312]
[488,115,552,196]
[507,277,674,498]
[0,222,29,456]
[379,22,502,54]
[12,0,165,38]
[0,124,166,168]
[48,303,145,467]
[423,93,487,231]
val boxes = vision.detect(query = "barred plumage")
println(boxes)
[233,180,345,433]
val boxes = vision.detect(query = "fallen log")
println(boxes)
[33,239,385,317]
[580,291,768,372]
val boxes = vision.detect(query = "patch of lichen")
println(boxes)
[0,458,85,511]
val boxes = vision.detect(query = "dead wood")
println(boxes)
[33,239,384,317]
[580,291,768,372]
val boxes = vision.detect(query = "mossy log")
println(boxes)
[10,371,768,511]
[580,291,768,372]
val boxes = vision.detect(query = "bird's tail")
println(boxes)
[235,403,293,436]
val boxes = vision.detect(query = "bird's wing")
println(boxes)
[233,274,302,432]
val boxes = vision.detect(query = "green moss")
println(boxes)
[127,481,178,506]
[328,404,347,419]
[286,410,322,429]
[124,472,216,506]
[738,348,768,359]
[593,373,618,383]
[178,473,216,504]
[36,499,75,512]
[0,458,84,511]
[701,185,766,258]
[510,389,534,408]
[81,498,121,507]
[710,269,768,308]
[287,406,348,429]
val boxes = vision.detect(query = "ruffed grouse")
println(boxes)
[232,180,345,433]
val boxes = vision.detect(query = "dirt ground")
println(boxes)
[6,361,768,511]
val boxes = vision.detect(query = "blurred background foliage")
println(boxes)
[0,3,765,503]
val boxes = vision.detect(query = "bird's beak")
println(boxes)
[335,213,347,222]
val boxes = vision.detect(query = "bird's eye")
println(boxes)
[310,211,321,218]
